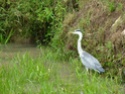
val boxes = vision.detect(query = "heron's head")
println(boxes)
[70,29,83,36]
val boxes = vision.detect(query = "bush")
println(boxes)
[0,0,65,44]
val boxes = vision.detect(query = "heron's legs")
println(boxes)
[86,67,88,71]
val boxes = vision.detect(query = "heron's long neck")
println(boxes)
[77,34,83,55]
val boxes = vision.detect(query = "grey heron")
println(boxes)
[70,29,105,73]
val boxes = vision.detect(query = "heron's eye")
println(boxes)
[76,29,81,32]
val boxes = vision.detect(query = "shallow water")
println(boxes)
[0,43,41,64]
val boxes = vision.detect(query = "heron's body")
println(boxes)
[80,50,105,73]
[71,29,105,73]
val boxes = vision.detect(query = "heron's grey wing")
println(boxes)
[80,51,105,72]
[81,51,102,68]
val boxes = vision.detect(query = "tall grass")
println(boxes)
[0,47,124,94]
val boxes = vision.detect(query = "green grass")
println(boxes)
[0,47,124,94]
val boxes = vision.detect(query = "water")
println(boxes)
[0,43,41,64]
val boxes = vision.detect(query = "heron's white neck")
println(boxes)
[77,33,83,55]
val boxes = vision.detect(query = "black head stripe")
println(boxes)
[75,29,81,32]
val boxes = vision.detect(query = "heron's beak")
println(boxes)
[68,32,73,35]
[67,32,73,37]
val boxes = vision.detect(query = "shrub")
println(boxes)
[0,0,66,44]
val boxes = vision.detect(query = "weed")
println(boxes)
[0,47,124,94]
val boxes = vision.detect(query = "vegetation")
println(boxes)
[0,0,65,44]
[0,48,124,94]
[0,0,125,93]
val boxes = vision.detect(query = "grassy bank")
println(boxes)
[1,0,125,77]
[0,47,124,94]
